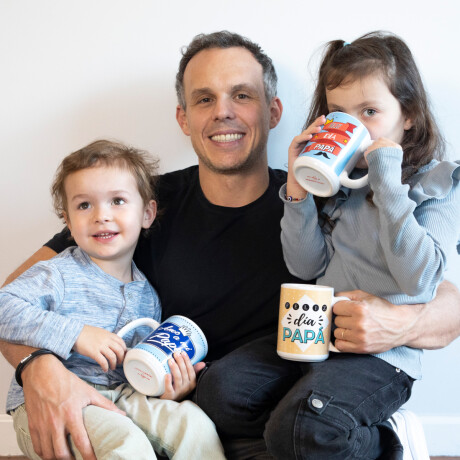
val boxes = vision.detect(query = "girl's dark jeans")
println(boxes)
[195,333,413,460]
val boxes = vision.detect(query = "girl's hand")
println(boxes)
[287,115,326,199]
[160,352,205,401]
[363,137,402,165]
[74,325,127,372]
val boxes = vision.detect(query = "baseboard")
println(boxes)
[421,415,460,456]
[0,414,22,455]
[1,413,460,456]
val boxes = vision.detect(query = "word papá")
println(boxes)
[303,116,357,160]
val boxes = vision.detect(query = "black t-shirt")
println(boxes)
[46,166,305,360]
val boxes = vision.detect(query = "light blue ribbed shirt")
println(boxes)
[0,246,161,413]
[281,148,460,379]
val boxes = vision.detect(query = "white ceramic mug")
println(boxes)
[117,315,208,396]
[293,112,372,197]
[277,284,348,362]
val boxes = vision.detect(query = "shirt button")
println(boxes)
[312,398,323,409]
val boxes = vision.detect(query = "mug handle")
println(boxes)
[117,317,160,339]
[332,295,350,305]
[339,171,368,189]
[338,138,373,189]
[329,296,350,353]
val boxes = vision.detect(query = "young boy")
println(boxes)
[0,140,225,460]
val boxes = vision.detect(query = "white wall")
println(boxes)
[1,0,459,455]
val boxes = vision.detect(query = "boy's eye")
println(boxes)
[364,109,377,116]
[78,202,90,210]
[112,197,126,205]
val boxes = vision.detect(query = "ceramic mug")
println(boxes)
[293,112,372,197]
[277,283,348,362]
[117,315,208,396]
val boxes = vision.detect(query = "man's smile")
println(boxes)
[210,133,244,143]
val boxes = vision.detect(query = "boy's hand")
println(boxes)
[286,115,325,199]
[74,325,127,372]
[160,351,205,401]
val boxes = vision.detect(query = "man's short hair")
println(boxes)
[175,30,278,108]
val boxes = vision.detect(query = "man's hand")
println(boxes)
[333,282,460,352]
[160,352,205,401]
[21,353,125,460]
[332,290,416,354]
[74,325,127,372]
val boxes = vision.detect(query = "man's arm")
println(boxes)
[333,280,460,353]
[0,246,123,460]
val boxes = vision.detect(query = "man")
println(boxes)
[1,31,459,460]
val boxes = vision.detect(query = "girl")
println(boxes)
[280,31,460,458]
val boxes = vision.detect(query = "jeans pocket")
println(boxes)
[307,390,334,415]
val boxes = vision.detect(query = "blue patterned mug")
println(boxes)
[117,315,208,396]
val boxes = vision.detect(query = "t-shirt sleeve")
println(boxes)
[45,227,75,253]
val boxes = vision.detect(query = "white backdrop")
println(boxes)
[1,0,459,455]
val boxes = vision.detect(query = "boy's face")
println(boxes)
[63,166,156,276]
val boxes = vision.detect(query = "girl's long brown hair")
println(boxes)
[306,31,445,186]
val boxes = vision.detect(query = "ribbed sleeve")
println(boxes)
[368,148,458,298]
[280,184,333,281]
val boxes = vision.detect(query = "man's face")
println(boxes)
[176,47,282,175]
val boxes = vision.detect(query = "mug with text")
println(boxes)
[277,283,347,362]
[117,315,208,396]
[293,112,371,197]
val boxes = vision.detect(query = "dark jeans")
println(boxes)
[195,333,413,460]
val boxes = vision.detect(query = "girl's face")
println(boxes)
[326,72,412,146]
